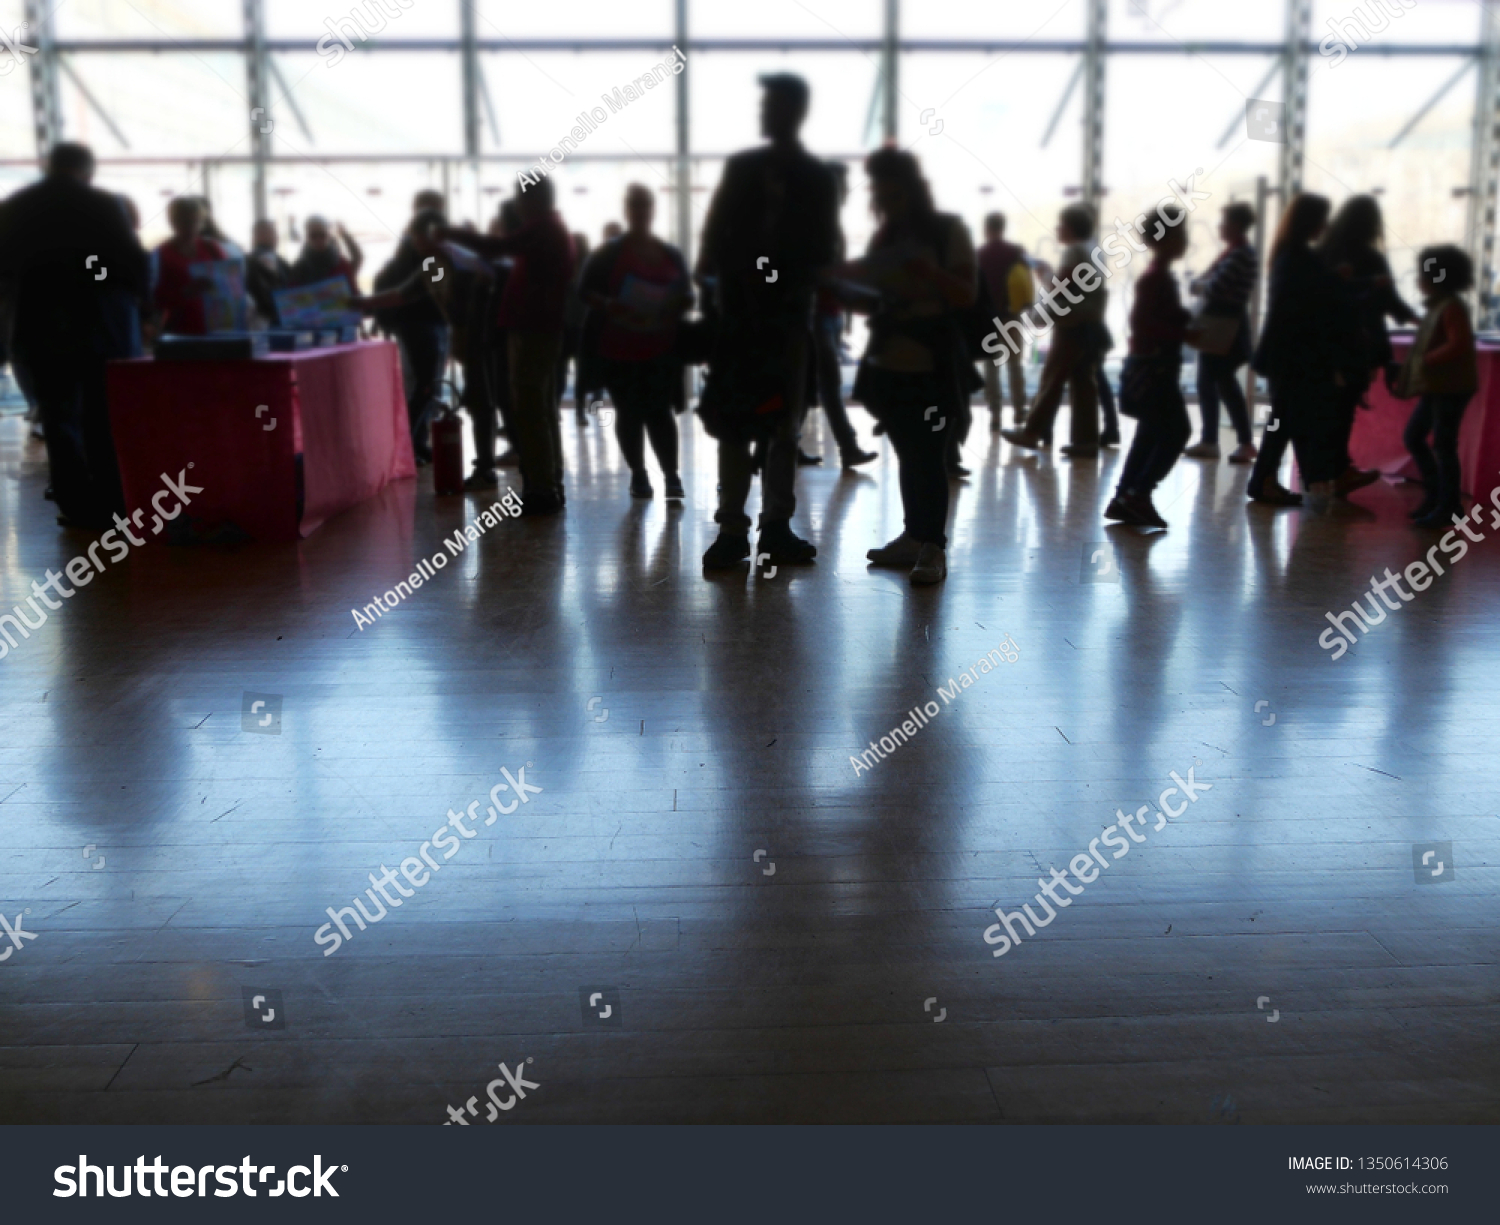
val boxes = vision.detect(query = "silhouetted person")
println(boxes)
[444,177,575,514]
[373,192,452,465]
[153,197,225,335]
[581,185,691,500]
[356,209,501,488]
[1106,216,1198,528]
[977,211,1033,432]
[844,148,976,585]
[291,215,362,291]
[1321,193,1416,492]
[0,142,148,528]
[246,218,291,325]
[1002,203,1108,457]
[807,162,877,470]
[696,73,839,570]
[1248,193,1361,505]
[563,232,592,426]
[1184,201,1259,463]
[1399,245,1477,527]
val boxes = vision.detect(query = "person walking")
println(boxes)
[1183,201,1259,464]
[1105,214,1198,528]
[1398,245,1478,527]
[1001,204,1108,457]
[695,73,840,570]
[580,184,691,501]
[0,142,149,528]
[808,162,878,471]
[1245,193,1363,506]
[977,212,1034,432]
[842,148,976,584]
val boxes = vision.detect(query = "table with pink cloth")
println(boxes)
[1350,333,1500,498]
[107,340,415,542]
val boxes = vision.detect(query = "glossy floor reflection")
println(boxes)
[0,404,1497,1124]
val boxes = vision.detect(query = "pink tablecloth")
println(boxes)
[107,341,415,542]
[1350,334,1500,498]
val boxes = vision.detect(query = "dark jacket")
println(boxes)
[0,174,148,361]
[1252,245,1359,385]
[698,142,840,322]
[246,249,292,324]
[1330,246,1417,373]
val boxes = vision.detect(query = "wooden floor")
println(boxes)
[1,403,1496,1125]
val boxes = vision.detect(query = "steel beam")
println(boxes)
[23,0,61,166]
[243,0,270,221]
[1279,0,1311,199]
[675,0,691,260]
[1082,0,1107,214]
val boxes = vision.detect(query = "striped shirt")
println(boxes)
[1192,241,1258,313]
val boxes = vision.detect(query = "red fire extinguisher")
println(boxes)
[431,391,465,496]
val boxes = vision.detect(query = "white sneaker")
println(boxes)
[1183,442,1220,459]
[867,532,922,568]
[909,543,947,585]
[1227,442,1258,464]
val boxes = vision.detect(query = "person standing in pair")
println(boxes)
[1183,202,1259,464]
[580,185,691,502]
[1001,204,1107,457]
[1399,246,1477,528]
[1106,216,1197,528]
[845,148,976,585]
[696,73,840,570]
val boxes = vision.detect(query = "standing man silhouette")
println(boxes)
[696,73,840,570]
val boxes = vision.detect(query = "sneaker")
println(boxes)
[494,449,520,468]
[867,532,922,568]
[758,521,817,565]
[520,492,563,516]
[909,543,947,585]
[1099,430,1121,448]
[463,469,499,491]
[664,474,685,501]
[1183,442,1220,459]
[1227,442,1258,464]
[797,449,823,466]
[702,532,750,569]
[1104,495,1134,523]
[1249,482,1303,507]
[630,471,653,499]
[841,447,878,470]
[1333,466,1380,498]
[1001,428,1047,451]
[1408,497,1438,521]
[1127,492,1168,529]
[1060,444,1097,458]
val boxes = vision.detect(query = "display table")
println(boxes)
[1349,333,1500,499]
[107,340,414,542]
